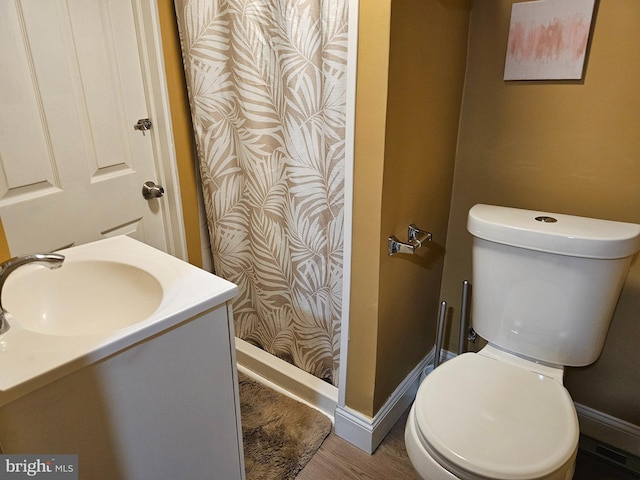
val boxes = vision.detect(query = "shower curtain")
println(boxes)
[174,0,348,385]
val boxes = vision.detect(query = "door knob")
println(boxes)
[142,181,164,199]
[134,118,152,135]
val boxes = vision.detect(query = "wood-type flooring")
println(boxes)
[296,409,637,480]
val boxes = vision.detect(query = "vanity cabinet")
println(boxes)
[0,237,244,480]
[0,303,245,479]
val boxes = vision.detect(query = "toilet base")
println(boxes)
[404,404,577,480]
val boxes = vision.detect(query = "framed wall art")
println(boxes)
[504,0,596,81]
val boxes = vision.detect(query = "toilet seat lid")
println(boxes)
[414,353,578,480]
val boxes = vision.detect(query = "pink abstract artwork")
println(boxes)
[504,0,595,80]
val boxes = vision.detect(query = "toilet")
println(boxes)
[405,204,640,480]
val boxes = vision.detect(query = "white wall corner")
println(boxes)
[334,350,434,454]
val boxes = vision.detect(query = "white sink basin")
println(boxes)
[0,235,238,404]
[3,260,163,336]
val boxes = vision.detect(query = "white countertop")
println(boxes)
[0,236,238,406]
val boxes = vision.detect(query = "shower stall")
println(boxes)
[174,0,349,392]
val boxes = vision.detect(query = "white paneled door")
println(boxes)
[0,0,180,256]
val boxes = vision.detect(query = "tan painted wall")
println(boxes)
[345,0,392,416]
[347,0,470,416]
[0,220,10,262]
[441,0,640,424]
[157,0,202,268]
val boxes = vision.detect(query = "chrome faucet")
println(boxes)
[0,253,65,334]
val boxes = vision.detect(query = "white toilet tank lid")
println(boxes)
[414,353,578,480]
[468,204,640,259]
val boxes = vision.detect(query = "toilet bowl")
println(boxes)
[405,204,640,480]
[405,346,578,480]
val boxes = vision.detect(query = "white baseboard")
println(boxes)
[235,338,338,419]
[333,348,640,462]
[334,349,435,454]
[575,402,640,457]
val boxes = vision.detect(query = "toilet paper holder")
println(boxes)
[388,224,433,256]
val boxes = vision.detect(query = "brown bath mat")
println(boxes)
[238,372,332,480]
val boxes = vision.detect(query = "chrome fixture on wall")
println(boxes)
[388,224,433,256]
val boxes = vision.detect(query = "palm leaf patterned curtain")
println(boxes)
[174,0,347,385]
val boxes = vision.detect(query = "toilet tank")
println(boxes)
[467,204,640,367]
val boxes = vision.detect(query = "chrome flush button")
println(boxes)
[535,216,557,223]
